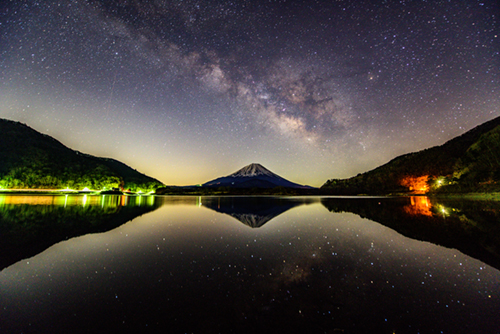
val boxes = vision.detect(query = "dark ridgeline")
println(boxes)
[0,118,164,191]
[322,116,500,195]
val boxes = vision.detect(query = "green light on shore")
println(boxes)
[434,177,448,188]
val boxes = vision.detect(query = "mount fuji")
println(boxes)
[202,163,312,189]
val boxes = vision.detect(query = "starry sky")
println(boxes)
[1,0,498,186]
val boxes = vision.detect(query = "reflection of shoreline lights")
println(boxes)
[0,194,158,208]
[436,204,449,218]
[405,196,433,216]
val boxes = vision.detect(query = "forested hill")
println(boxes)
[322,116,500,195]
[0,119,164,191]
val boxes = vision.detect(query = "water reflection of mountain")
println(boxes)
[202,197,319,228]
[321,197,500,270]
[0,195,161,270]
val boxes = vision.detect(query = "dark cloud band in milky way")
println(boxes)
[81,0,363,145]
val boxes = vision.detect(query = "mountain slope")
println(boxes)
[322,116,500,194]
[203,163,312,189]
[0,118,164,191]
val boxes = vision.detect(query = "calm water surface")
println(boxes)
[0,195,499,333]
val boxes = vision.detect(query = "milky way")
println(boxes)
[1,1,498,186]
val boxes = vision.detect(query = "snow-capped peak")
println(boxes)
[230,163,277,177]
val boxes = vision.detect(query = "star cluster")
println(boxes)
[1,0,498,185]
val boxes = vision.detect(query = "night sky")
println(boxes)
[1,0,498,186]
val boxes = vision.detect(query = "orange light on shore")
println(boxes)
[400,175,429,194]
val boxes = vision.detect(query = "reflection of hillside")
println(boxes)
[0,195,162,270]
[202,197,319,228]
[321,197,500,270]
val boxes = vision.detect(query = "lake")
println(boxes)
[0,194,499,333]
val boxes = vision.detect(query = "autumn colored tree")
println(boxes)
[400,175,429,193]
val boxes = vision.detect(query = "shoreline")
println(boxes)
[2,189,500,200]
[427,192,500,201]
